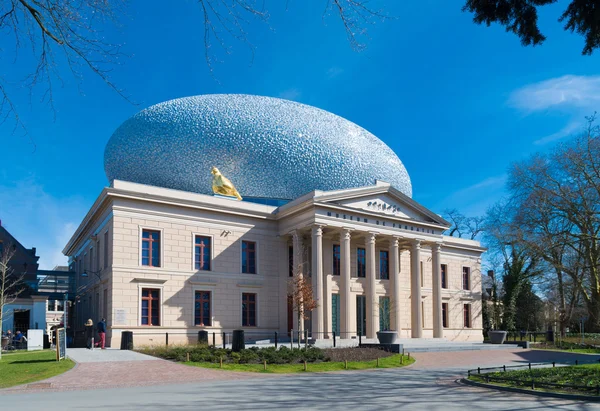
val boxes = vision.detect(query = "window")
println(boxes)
[141,288,160,326]
[56,299,64,312]
[356,248,366,278]
[90,248,94,271]
[242,293,257,326]
[103,231,109,269]
[96,239,100,270]
[47,299,55,311]
[194,236,212,271]
[462,267,470,290]
[463,304,471,328]
[142,230,161,267]
[442,303,448,328]
[288,246,294,277]
[441,264,448,289]
[242,241,257,274]
[194,291,211,326]
[379,251,389,280]
[333,245,341,276]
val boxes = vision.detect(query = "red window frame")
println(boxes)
[462,267,470,290]
[141,288,160,326]
[194,236,212,271]
[463,304,471,328]
[356,248,366,278]
[333,245,341,276]
[194,291,211,326]
[242,241,257,274]
[242,293,257,327]
[441,264,448,289]
[379,250,389,280]
[142,230,161,267]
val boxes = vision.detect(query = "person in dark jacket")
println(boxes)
[95,318,107,349]
[85,319,94,349]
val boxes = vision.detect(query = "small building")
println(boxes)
[63,95,485,347]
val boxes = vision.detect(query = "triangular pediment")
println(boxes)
[315,183,449,227]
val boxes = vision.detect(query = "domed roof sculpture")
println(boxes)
[104,94,412,200]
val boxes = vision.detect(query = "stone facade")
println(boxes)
[63,180,485,347]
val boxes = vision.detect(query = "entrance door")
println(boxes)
[332,294,340,336]
[14,310,30,334]
[356,295,366,336]
[287,296,293,336]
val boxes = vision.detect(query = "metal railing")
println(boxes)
[467,359,600,395]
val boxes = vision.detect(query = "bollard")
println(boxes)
[528,363,531,370]
[531,380,535,390]
[275,331,278,349]
[401,355,403,365]
[478,367,481,374]
[468,370,471,377]
[376,357,379,367]
[503,365,506,372]
[304,361,307,371]
[408,352,411,361]
[186,352,190,362]
[166,333,169,346]
[552,362,555,368]
[333,332,336,348]
[345,360,348,369]
[264,360,267,371]
[220,356,223,368]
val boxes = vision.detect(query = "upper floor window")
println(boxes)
[194,291,211,326]
[194,236,212,271]
[356,248,366,278]
[463,303,471,328]
[142,230,161,267]
[288,246,294,277]
[141,288,160,326]
[441,264,448,289]
[242,241,257,274]
[242,292,257,326]
[379,250,389,280]
[462,267,470,290]
[333,245,341,276]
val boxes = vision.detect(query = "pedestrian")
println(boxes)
[85,319,94,349]
[95,318,106,349]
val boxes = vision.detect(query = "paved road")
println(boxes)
[7,349,600,410]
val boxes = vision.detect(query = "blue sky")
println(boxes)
[1,1,599,268]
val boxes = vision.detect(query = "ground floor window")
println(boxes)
[194,291,211,326]
[463,304,471,328]
[242,293,257,327]
[141,288,160,326]
[356,295,366,336]
[332,294,340,335]
[442,303,448,328]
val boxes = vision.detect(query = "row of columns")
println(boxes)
[292,227,444,339]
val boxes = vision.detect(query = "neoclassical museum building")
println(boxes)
[64,95,484,347]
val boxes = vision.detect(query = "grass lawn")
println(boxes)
[469,363,600,396]
[0,350,75,389]
[186,354,414,373]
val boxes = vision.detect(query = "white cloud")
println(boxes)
[278,88,302,101]
[327,67,344,79]
[533,121,583,145]
[510,75,600,112]
[0,178,87,269]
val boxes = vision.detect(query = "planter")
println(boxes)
[488,330,508,344]
[376,331,398,344]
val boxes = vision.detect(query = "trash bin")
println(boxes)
[232,329,245,352]
[121,331,134,350]
[198,330,209,345]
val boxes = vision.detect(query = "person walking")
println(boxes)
[95,318,106,349]
[85,319,94,349]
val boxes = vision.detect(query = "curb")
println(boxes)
[460,377,600,402]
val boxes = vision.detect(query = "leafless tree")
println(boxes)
[443,209,484,240]
[1,0,389,139]
[288,264,318,341]
[0,243,26,359]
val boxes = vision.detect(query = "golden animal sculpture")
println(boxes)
[211,167,242,200]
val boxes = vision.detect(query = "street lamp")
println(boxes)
[81,269,102,280]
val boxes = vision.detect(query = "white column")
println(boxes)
[291,230,303,335]
[390,237,401,333]
[432,242,443,338]
[311,225,324,338]
[411,239,423,338]
[340,228,352,337]
[366,232,377,338]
